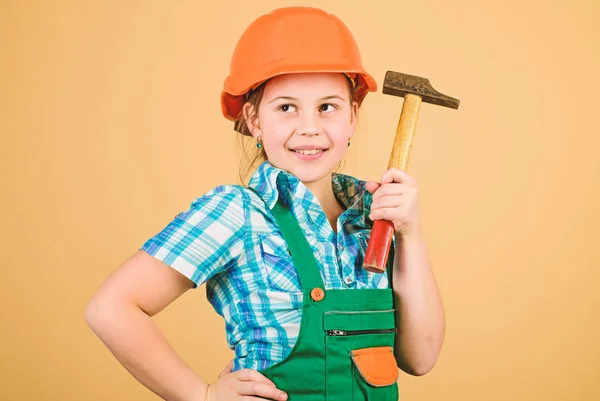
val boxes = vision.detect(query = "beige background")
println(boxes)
[1,0,599,400]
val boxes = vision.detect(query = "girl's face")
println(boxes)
[244,73,358,185]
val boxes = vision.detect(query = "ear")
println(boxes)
[350,100,359,123]
[349,100,359,139]
[242,102,260,138]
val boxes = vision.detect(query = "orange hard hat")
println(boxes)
[221,6,378,123]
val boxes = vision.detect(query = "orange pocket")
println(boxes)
[350,346,399,387]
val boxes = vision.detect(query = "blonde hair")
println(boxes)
[236,75,359,185]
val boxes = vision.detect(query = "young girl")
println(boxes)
[86,6,445,401]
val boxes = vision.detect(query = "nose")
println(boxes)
[295,110,322,136]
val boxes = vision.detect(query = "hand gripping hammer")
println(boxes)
[363,71,460,273]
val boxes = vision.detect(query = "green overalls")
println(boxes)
[248,187,400,401]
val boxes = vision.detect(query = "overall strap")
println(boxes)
[246,186,325,292]
[271,200,326,291]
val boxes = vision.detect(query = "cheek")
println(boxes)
[325,119,354,141]
[260,124,292,150]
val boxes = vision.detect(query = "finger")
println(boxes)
[371,183,410,200]
[236,369,276,387]
[237,381,288,401]
[218,359,234,378]
[371,195,404,209]
[369,206,401,221]
[381,168,416,185]
[365,181,380,194]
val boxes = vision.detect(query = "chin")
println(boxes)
[272,152,342,183]
[290,166,336,186]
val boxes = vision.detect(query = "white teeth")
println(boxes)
[294,149,323,155]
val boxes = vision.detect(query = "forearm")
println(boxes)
[392,231,445,376]
[85,299,209,401]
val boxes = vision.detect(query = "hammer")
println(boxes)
[363,71,460,273]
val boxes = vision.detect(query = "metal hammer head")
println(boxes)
[383,71,460,109]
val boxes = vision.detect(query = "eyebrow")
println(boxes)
[267,95,346,104]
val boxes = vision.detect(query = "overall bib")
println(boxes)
[248,187,400,401]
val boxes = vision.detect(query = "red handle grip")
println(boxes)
[363,219,395,273]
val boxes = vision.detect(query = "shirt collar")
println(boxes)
[247,160,373,228]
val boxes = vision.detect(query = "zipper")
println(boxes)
[324,309,395,316]
[327,328,396,336]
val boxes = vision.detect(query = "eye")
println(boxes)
[319,103,337,112]
[278,104,297,113]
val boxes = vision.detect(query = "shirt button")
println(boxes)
[345,277,353,285]
[337,243,343,251]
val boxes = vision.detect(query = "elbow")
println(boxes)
[85,295,119,333]
[85,292,142,334]
[84,296,104,331]
[401,360,437,377]
[396,327,446,376]
[396,346,442,377]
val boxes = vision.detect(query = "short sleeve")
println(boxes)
[139,185,247,289]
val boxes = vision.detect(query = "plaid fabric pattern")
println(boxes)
[140,160,393,371]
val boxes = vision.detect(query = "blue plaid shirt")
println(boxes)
[140,160,393,371]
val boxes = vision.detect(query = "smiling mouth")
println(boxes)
[291,149,328,155]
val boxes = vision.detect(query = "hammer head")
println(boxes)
[383,71,460,109]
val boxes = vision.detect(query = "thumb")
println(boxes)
[218,359,234,378]
[365,181,380,194]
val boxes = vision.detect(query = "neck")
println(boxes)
[304,171,333,205]
[304,172,345,232]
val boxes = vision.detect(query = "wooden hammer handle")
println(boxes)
[363,93,422,273]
